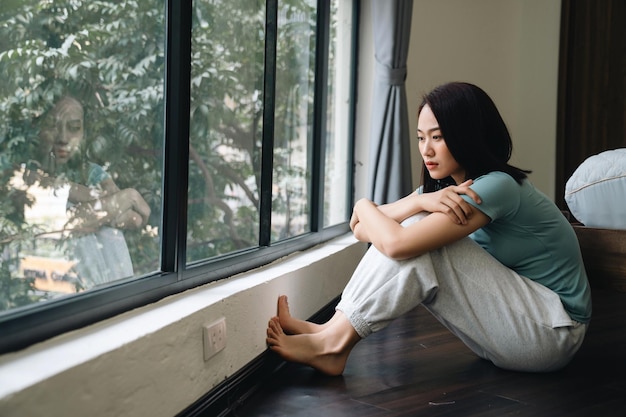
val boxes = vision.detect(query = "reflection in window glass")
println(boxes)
[272,1,316,242]
[0,2,164,310]
[324,0,353,227]
[0,0,356,352]
[187,0,265,263]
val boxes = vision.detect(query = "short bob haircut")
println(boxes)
[418,82,530,193]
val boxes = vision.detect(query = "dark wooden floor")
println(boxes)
[236,288,626,416]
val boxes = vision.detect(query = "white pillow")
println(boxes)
[565,148,626,229]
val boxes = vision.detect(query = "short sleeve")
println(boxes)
[87,162,111,187]
[461,172,521,221]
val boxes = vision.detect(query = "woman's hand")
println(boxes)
[102,188,151,229]
[68,188,151,231]
[349,207,359,232]
[350,198,378,242]
[422,180,482,225]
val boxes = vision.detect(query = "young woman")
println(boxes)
[27,95,151,286]
[266,82,592,376]
[34,96,151,232]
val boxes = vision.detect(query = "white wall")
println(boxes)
[407,0,562,198]
[356,0,562,199]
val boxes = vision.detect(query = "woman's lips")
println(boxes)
[425,162,438,169]
[53,147,70,159]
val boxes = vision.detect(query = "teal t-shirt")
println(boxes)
[461,171,592,323]
[86,162,111,187]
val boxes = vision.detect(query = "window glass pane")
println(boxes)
[324,0,353,227]
[187,1,264,264]
[0,1,164,311]
[271,1,316,242]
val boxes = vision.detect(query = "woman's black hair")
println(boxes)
[418,82,531,193]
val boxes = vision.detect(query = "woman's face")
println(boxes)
[39,99,84,165]
[417,105,465,184]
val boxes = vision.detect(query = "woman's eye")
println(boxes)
[416,136,424,141]
[67,121,83,133]
[433,135,443,140]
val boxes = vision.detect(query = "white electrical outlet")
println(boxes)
[203,317,227,361]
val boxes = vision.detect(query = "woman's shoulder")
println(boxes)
[472,171,520,194]
[86,162,111,186]
[475,171,517,184]
[468,172,522,215]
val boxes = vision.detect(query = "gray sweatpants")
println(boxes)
[336,213,588,372]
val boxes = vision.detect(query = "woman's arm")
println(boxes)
[352,197,490,260]
[24,168,98,203]
[376,180,482,225]
[68,188,151,231]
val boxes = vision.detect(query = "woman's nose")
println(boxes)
[421,140,434,156]
[55,128,69,144]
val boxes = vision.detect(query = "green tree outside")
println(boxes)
[0,0,317,311]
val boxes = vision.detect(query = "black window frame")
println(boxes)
[0,0,358,355]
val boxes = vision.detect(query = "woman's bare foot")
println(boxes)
[266,314,360,376]
[276,295,326,335]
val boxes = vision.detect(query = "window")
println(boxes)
[0,0,356,353]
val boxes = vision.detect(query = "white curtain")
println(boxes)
[368,0,414,204]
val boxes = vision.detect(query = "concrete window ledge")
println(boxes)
[0,234,366,417]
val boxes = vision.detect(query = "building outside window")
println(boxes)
[0,0,356,353]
